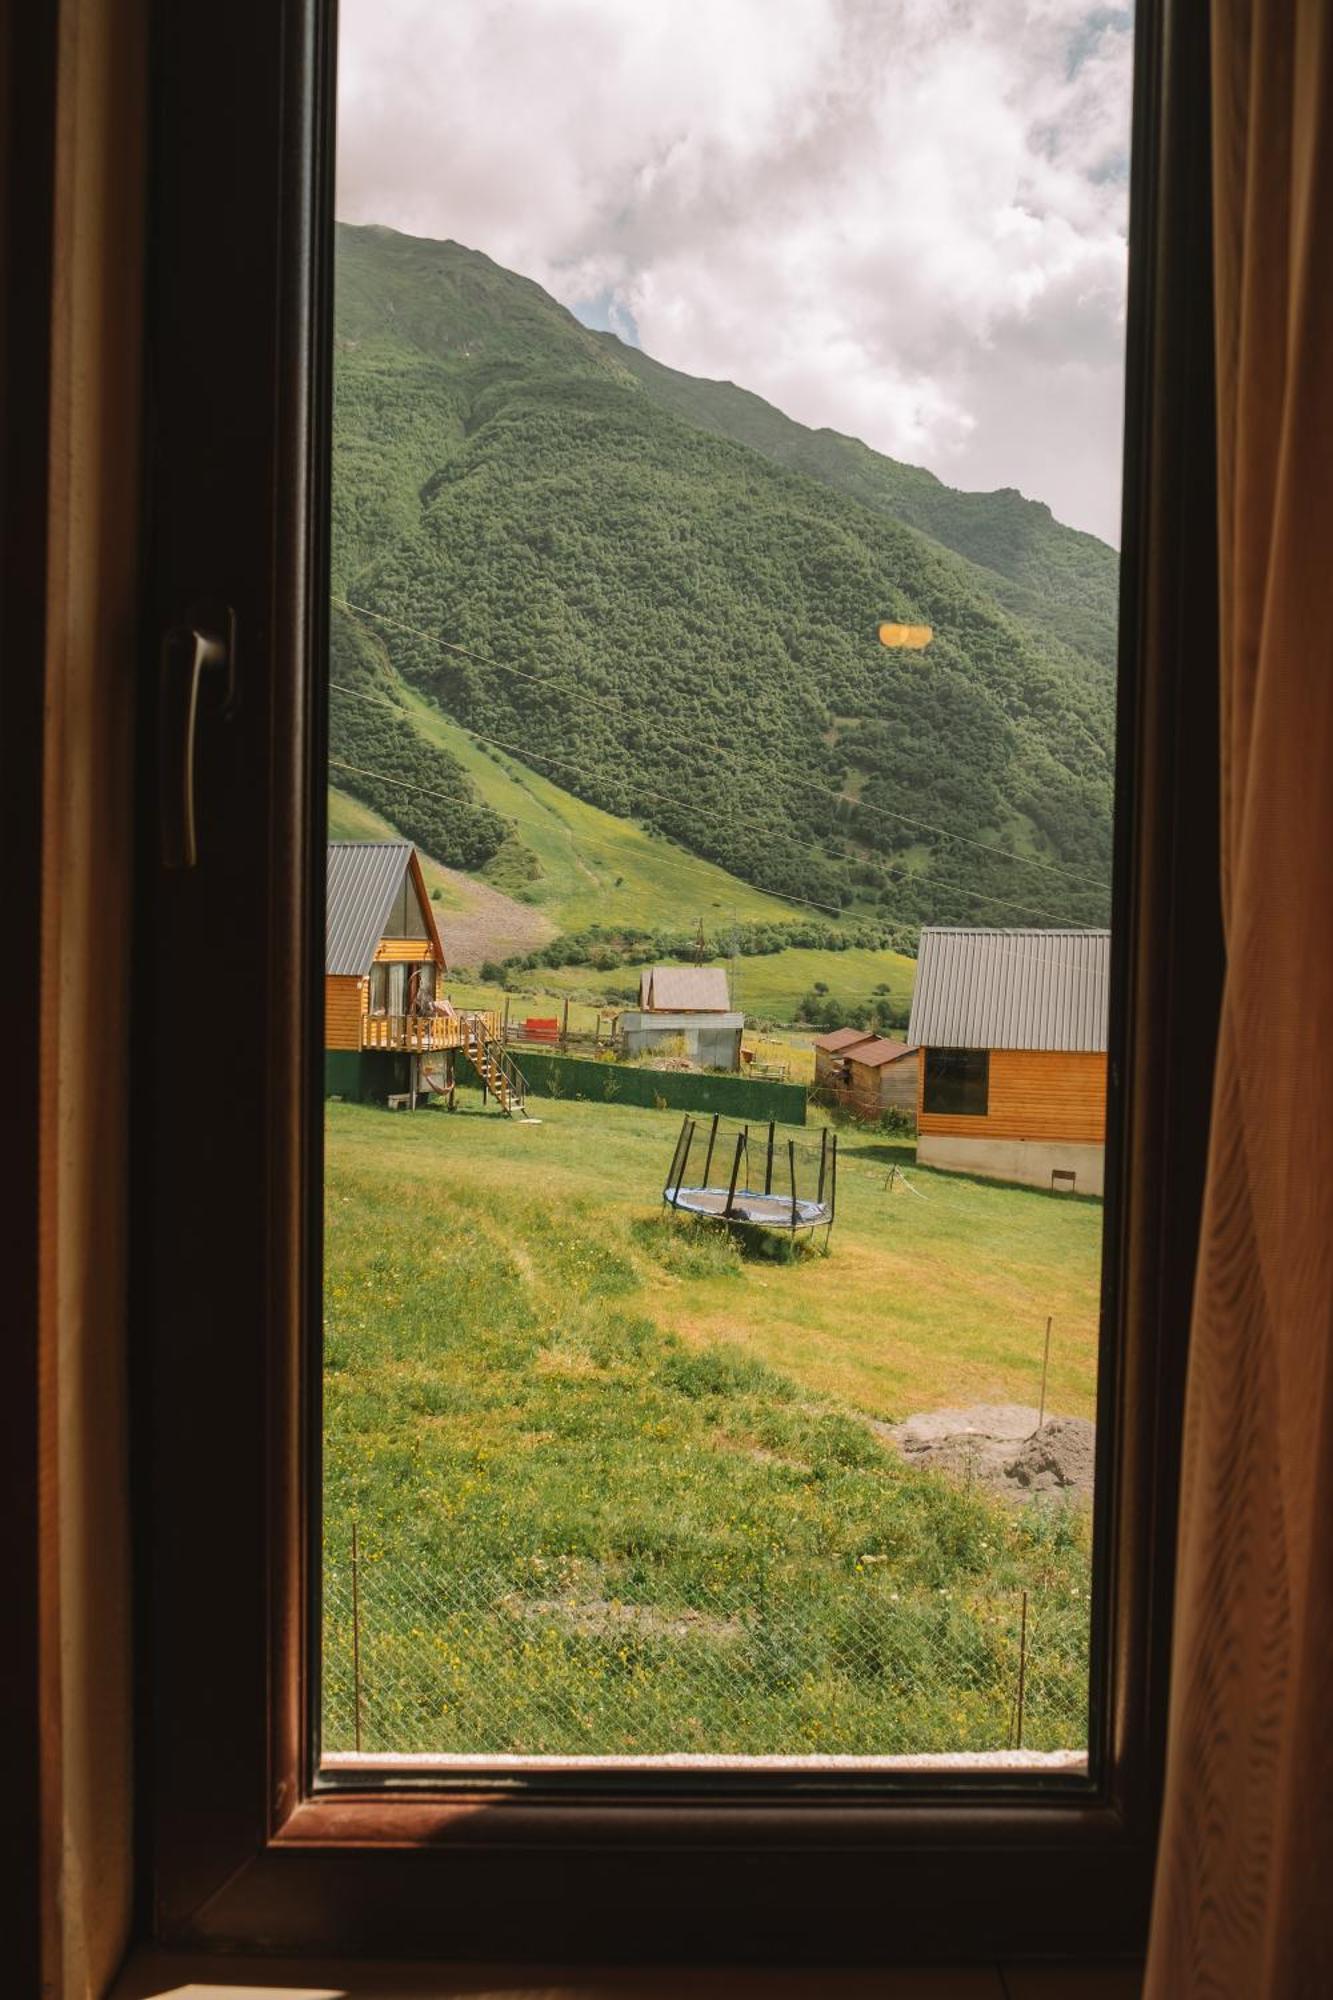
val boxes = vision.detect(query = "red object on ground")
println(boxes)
[523,1017,561,1042]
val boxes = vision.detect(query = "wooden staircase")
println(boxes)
[464,1016,529,1118]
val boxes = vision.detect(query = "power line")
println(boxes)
[328,675,1095,929]
[331,594,1111,893]
[329,676,1084,926]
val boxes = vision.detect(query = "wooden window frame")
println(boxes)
[134,0,1222,1964]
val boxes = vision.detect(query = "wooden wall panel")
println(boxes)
[325,976,365,1051]
[371,937,433,964]
[919,1049,1107,1143]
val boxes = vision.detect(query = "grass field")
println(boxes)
[322,1093,1101,1758]
[529,943,917,1028]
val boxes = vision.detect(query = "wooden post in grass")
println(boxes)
[788,1140,798,1239]
[351,1522,363,1756]
[764,1120,775,1195]
[724,1131,745,1218]
[1037,1315,1054,1431]
[702,1112,720,1187]
[1015,1589,1029,1751]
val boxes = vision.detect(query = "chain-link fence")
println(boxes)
[323,1545,1088,1759]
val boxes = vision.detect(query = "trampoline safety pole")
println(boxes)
[672,1118,695,1209]
[764,1120,775,1195]
[817,1126,828,1204]
[702,1112,720,1187]
[665,1115,689,1203]
[788,1140,798,1238]
[724,1132,745,1218]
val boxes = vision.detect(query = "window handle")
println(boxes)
[159,610,234,868]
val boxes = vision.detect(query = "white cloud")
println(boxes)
[336,0,1133,543]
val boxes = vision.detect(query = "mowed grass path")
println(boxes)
[322,1096,1098,1756]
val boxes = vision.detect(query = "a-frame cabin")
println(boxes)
[325,841,451,1105]
[324,841,523,1112]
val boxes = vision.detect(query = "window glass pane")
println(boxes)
[322,0,1131,1769]
[923,1049,990,1117]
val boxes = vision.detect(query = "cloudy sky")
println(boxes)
[336,1,1134,546]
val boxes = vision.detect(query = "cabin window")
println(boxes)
[381,874,417,939]
[368,964,388,1015]
[923,1047,991,1117]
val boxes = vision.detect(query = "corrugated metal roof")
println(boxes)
[812,1026,879,1053]
[326,841,416,975]
[847,1037,914,1069]
[639,966,731,1012]
[907,928,1110,1053]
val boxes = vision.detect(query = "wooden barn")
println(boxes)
[908,927,1110,1194]
[323,841,516,1109]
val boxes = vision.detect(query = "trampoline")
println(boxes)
[662,1114,837,1245]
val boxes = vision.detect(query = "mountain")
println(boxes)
[330,223,1117,930]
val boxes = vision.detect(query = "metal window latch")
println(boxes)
[159,607,235,868]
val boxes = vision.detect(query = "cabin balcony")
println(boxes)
[360,1010,501,1053]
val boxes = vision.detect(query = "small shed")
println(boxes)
[908,927,1110,1193]
[618,964,744,1071]
[812,1025,879,1091]
[844,1037,919,1122]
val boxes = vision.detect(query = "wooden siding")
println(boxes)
[848,1052,919,1114]
[917,1047,1107,1143]
[372,936,438,964]
[325,974,367,1052]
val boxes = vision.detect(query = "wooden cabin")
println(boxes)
[908,928,1109,1193]
[843,1038,919,1123]
[811,1025,878,1091]
[324,841,500,1105]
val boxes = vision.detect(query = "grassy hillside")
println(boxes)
[323,1095,1096,1756]
[392,682,809,935]
[330,224,1116,932]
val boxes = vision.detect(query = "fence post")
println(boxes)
[351,1521,364,1756]
[1036,1316,1053,1431]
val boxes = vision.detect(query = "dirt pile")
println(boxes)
[884,1403,1095,1505]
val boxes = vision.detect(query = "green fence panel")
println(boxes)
[458,1049,807,1125]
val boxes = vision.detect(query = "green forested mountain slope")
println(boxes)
[600,338,1121,674]
[330,223,1116,928]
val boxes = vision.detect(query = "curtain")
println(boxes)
[1145,3,1333,1993]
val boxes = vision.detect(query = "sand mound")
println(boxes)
[884,1403,1095,1504]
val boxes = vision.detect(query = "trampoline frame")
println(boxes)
[662,1114,837,1247]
